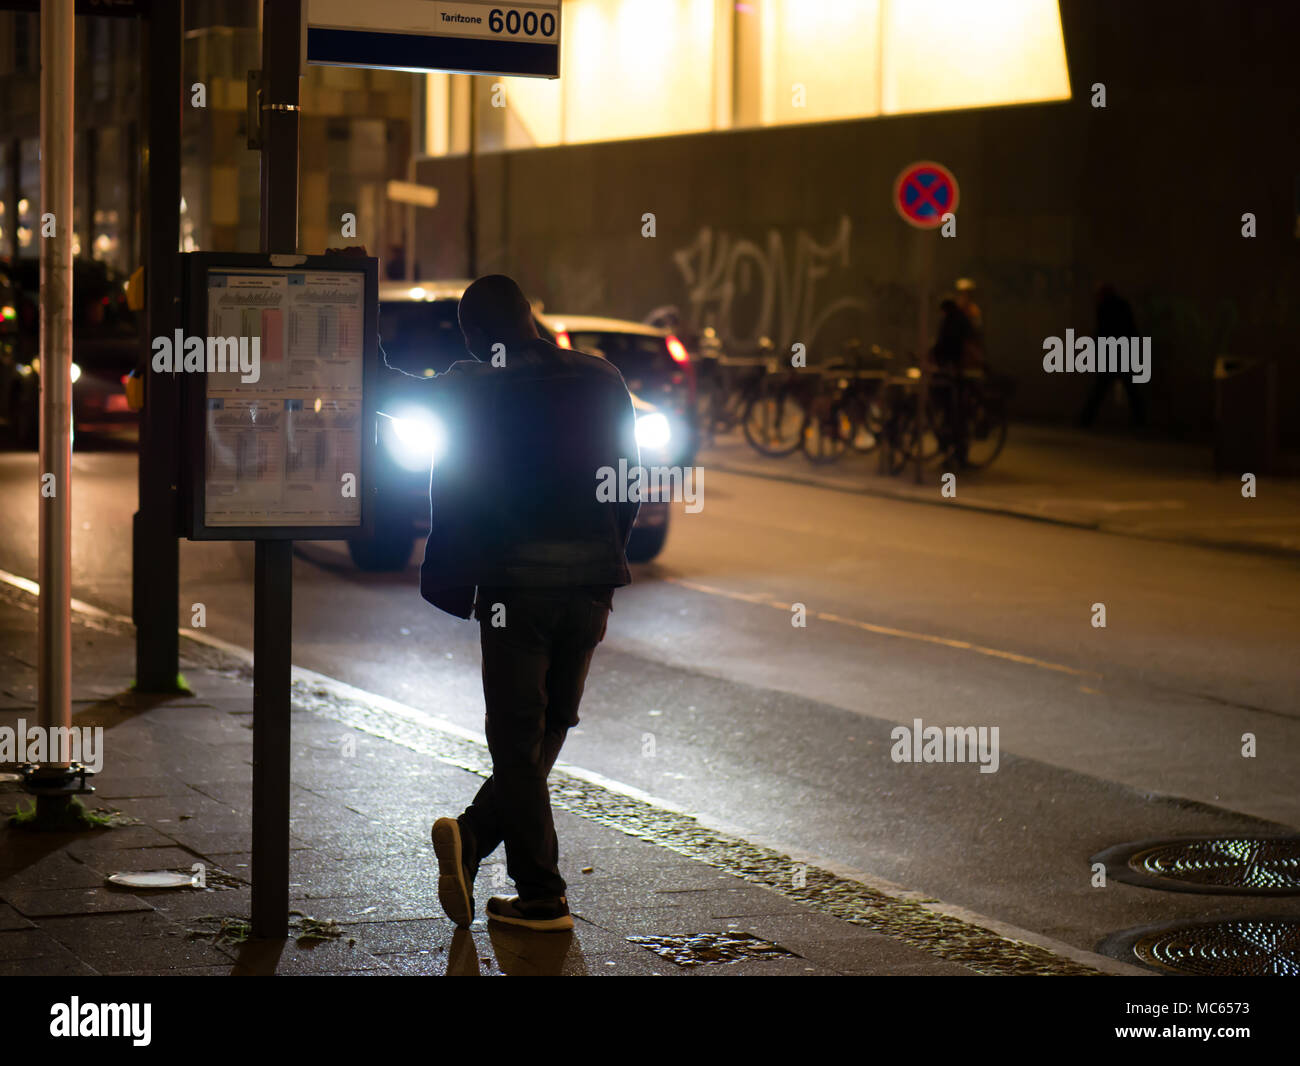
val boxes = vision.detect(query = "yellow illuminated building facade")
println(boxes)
[427,0,1071,155]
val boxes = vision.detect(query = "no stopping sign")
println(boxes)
[894,161,959,229]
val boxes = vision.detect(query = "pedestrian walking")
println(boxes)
[931,295,976,466]
[390,274,641,932]
[1078,283,1147,428]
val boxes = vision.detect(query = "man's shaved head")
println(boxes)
[458,274,538,359]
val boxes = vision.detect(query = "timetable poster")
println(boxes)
[204,269,365,527]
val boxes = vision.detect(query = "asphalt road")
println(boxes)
[2,439,1297,960]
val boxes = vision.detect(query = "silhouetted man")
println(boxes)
[409,275,639,932]
[1079,283,1146,429]
[931,296,975,466]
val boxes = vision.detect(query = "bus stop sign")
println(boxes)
[307,0,561,77]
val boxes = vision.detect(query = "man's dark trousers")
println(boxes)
[458,585,611,901]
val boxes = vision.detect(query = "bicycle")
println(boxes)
[802,342,894,465]
[930,368,1011,469]
[879,363,1010,475]
[741,359,817,458]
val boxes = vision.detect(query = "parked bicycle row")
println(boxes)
[693,340,1012,473]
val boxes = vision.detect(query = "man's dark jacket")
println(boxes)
[418,338,641,618]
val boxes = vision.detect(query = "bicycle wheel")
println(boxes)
[846,391,885,454]
[925,384,967,465]
[961,386,1009,469]
[802,403,853,465]
[880,391,920,476]
[742,387,807,457]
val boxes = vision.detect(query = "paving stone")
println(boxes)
[146,887,253,923]
[89,775,197,800]
[3,887,155,917]
[287,893,439,924]
[382,935,508,977]
[0,902,35,931]
[0,849,106,892]
[347,918,454,954]
[76,845,208,878]
[0,928,69,961]
[0,952,99,976]
[162,829,258,856]
[251,939,390,975]
[40,910,237,971]
[63,825,182,857]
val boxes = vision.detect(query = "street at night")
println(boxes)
[3,430,1298,982]
[1,0,1299,1041]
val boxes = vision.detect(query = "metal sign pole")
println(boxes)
[33,0,75,811]
[134,0,183,693]
[251,0,304,940]
[467,78,478,278]
[915,231,933,485]
[894,162,956,487]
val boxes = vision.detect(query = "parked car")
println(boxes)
[1,258,139,447]
[543,313,697,463]
[352,281,673,571]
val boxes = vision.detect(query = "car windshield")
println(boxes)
[379,299,471,375]
[569,331,670,379]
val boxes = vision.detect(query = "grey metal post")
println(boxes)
[34,0,75,808]
[134,0,183,693]
[915,232,933,485]
[251,0,304,940]
[466,78,478,278]
[405,75,421,281]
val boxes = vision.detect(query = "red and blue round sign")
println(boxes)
[894,161,959,229]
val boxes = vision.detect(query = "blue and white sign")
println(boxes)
[308,0,561,78]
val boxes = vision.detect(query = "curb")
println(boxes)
[705,458,1300,561]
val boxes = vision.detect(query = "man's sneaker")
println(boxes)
[486,895,574,932]
[431,817,476,928]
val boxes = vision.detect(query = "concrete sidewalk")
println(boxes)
[0,579,1120,976]
[702,424,1300,558]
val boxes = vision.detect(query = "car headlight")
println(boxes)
[383,412,445,471]
[635,412,671,451]
[20,359,81,383]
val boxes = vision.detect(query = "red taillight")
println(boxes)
[555,330,571,349]
[666,335,689,364]
[120,374,130,385]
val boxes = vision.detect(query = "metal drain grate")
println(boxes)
[1100,917,1300,976]
[627,931,800,967]
[1091,836,1300,895]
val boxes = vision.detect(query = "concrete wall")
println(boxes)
[417,0,1300,437]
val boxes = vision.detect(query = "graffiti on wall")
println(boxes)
[671,215,867,356]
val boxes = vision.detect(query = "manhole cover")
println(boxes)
[1099,916,1300,976]
[1092,836,1300,895]
[627,931,800,967]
